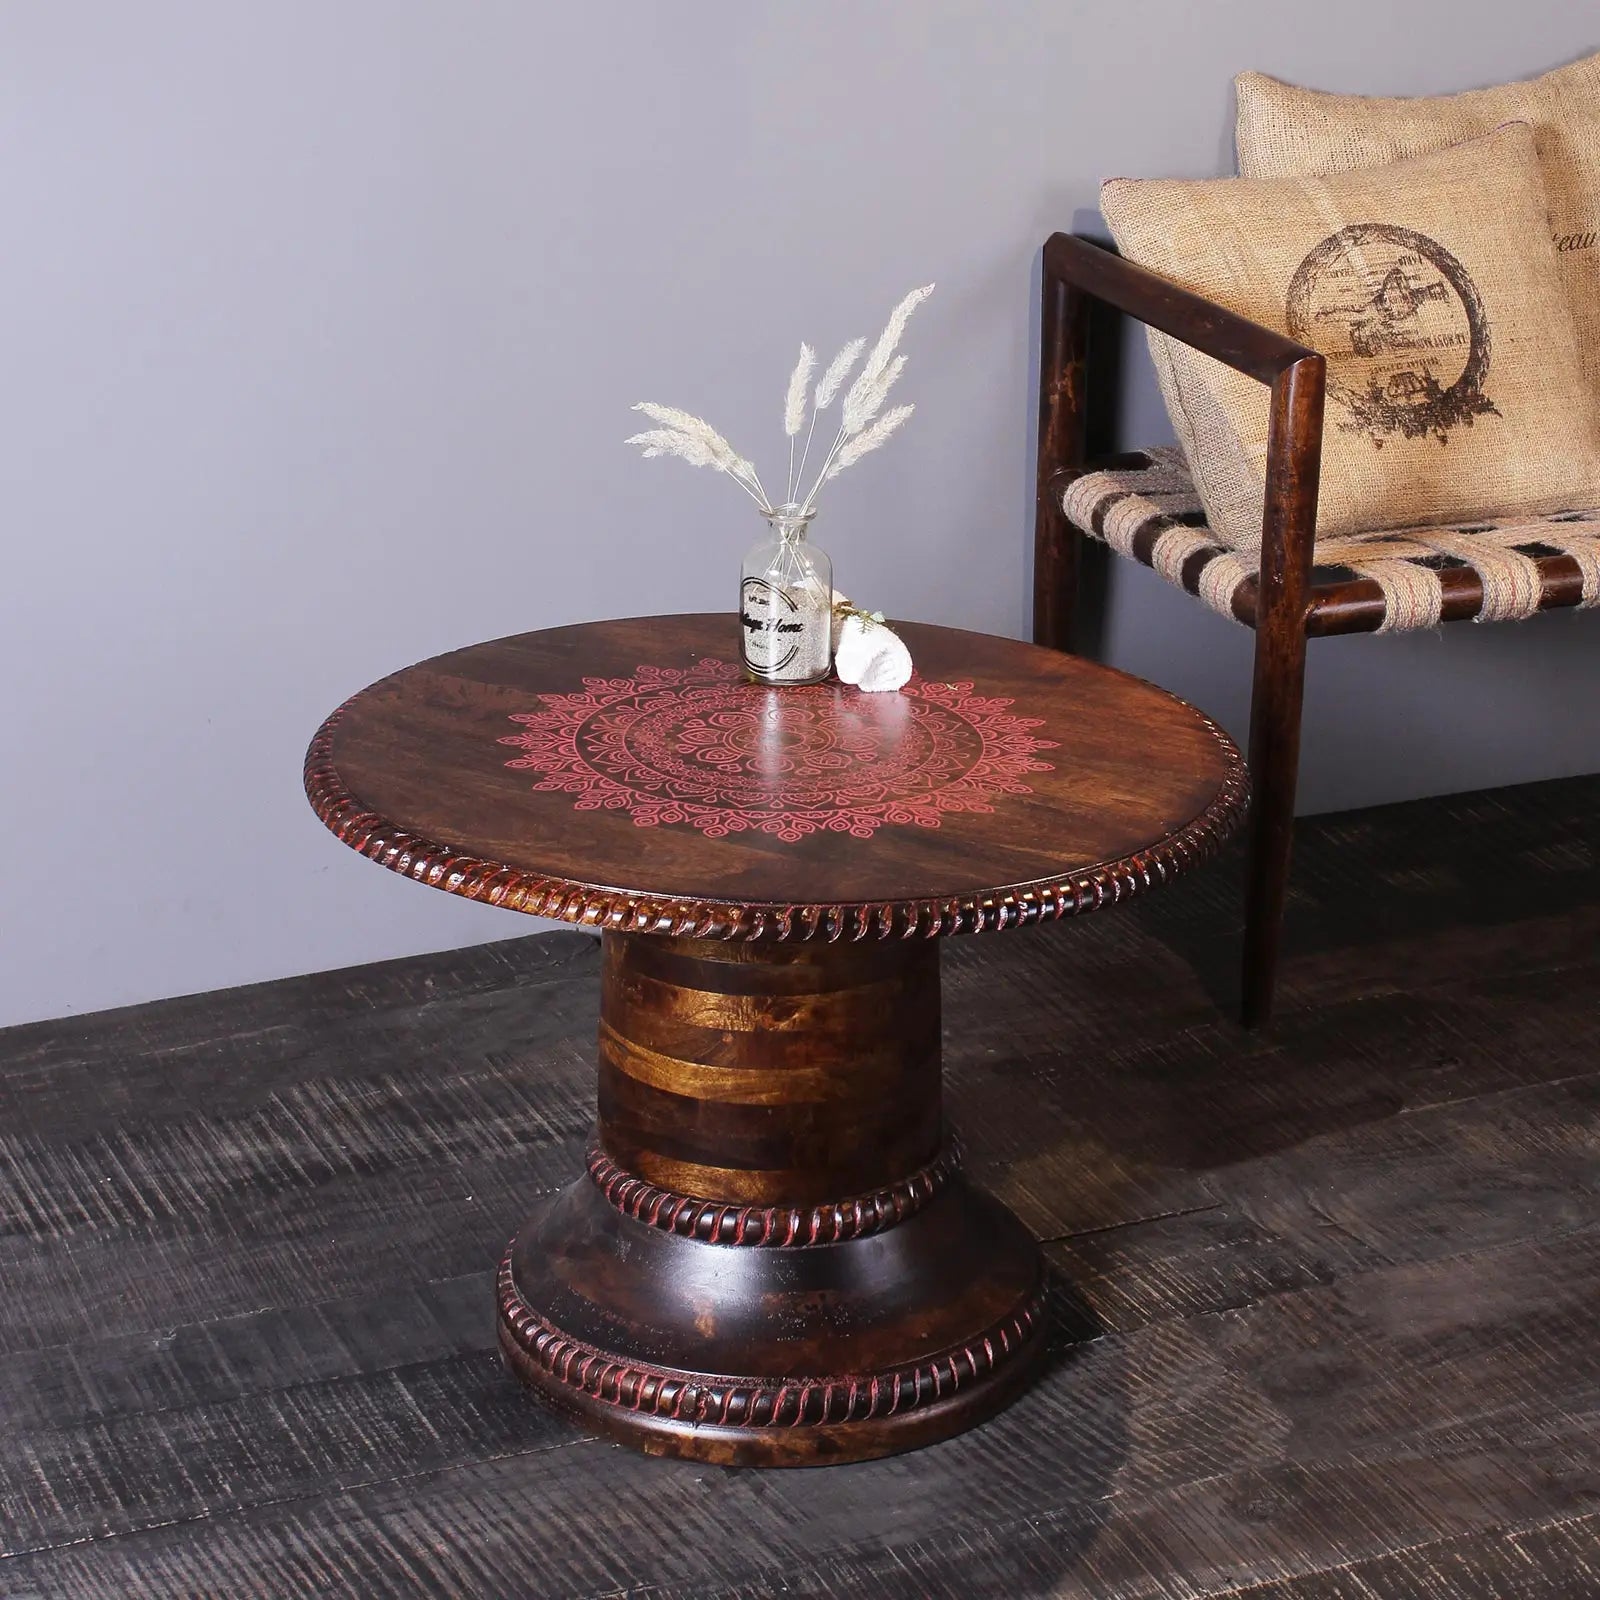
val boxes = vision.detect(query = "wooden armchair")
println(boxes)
[1034,232,1600,1025]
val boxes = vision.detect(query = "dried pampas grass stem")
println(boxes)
[627,282,932,518]
[825,404,914,481]
[629,402,768,506]
[815,338,866,410]
[783,343,816,502]
[841,286,932,436]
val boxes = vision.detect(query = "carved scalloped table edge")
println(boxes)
[303,697,1249,941]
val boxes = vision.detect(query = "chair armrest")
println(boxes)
[1038,231,1324,642]
[1043,232,1317,382]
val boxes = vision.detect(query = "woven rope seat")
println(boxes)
[1062,447,1600,635]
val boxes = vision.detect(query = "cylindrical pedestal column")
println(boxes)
[598,932,944,1208]
[497,930,1048,1466]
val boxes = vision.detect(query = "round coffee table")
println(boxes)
[304,614,1247,1466]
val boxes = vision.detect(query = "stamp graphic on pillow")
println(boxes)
[1286,224,1498,447]
[1101,123,1600,547]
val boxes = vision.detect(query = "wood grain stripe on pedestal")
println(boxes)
[597,932,942,1206]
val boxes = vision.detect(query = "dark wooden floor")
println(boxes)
[3,776,1599,1598]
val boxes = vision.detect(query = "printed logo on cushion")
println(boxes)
[1286,223,1499,446]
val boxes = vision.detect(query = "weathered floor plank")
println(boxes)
[0,772,1596,1597]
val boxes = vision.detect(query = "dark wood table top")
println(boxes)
[305,614,1247,940]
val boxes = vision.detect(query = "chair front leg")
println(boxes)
[1242,356,1323,1027]
[1243,630,1310,1026]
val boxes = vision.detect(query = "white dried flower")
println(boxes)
[834,612,913,693]
[814,337,866,410]
[826,404,914,480]
[840,285,933,435]
[631,402,723,444]
[624,428,720,468]
[875,353,908,408]
[841,353,907,436]
[783,343,815,437]
[628,282,929,519]
[630,402,763,497]
[631,402,743,467]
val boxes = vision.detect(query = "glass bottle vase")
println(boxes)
[738,506,833,685]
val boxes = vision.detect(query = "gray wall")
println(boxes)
[3,2,1597,1028]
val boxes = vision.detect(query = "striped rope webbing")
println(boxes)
[1060,449,1600,633]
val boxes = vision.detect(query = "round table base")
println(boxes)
[497,1171,1049,1467]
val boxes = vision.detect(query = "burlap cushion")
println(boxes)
[1100,124,1600,551]
[1236,54,1600,388]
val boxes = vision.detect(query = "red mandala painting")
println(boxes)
[498,658,1057,843]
